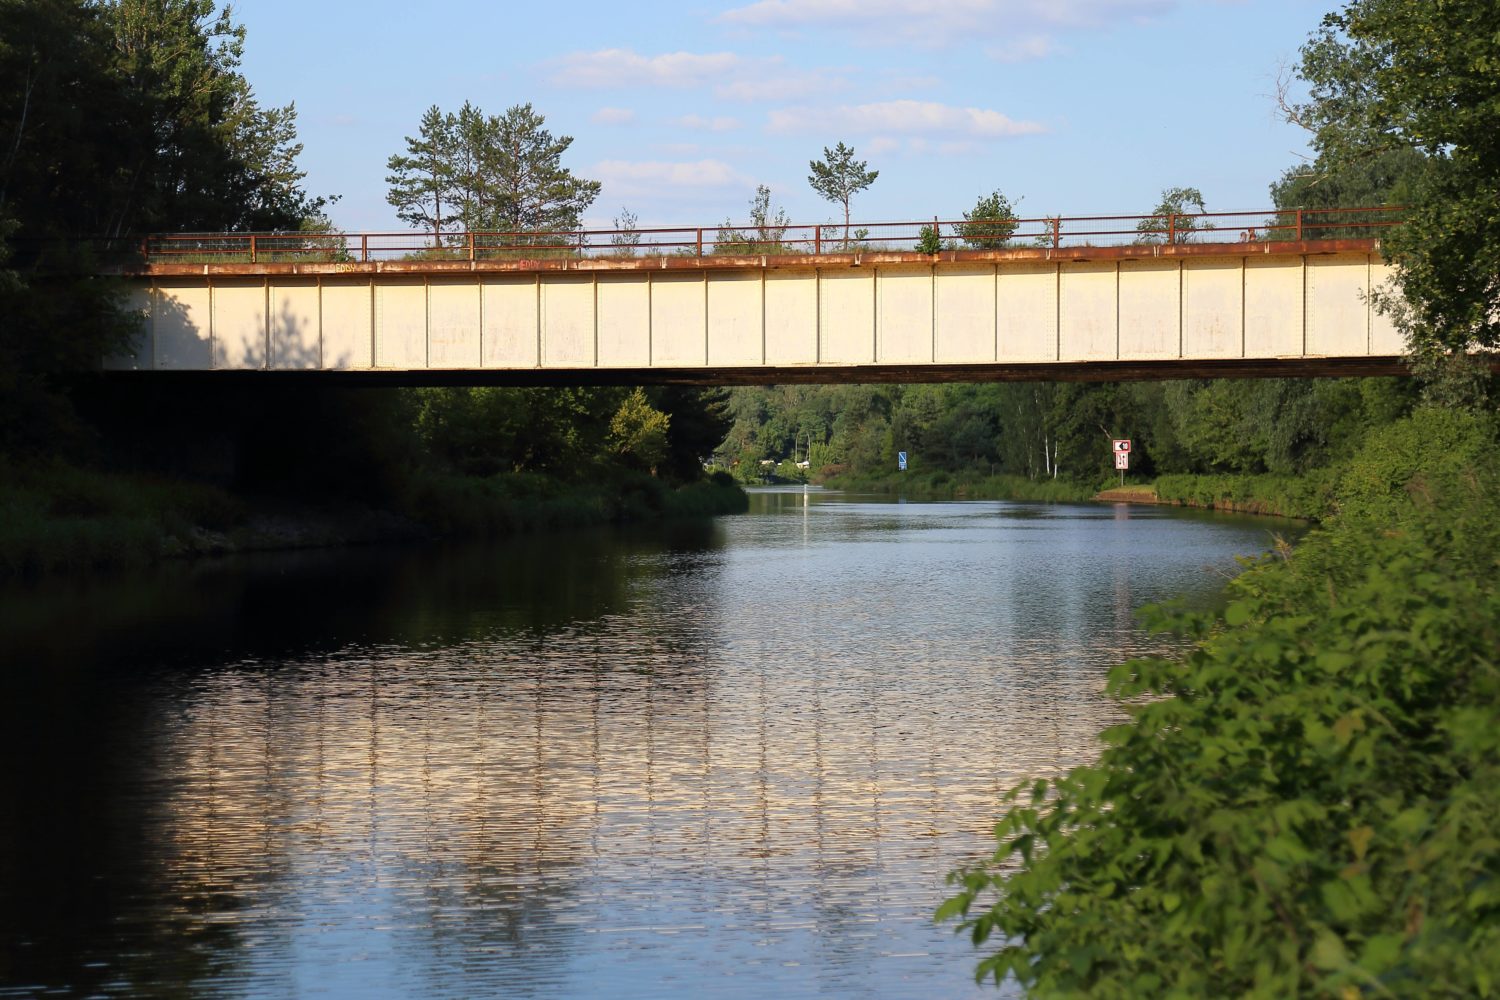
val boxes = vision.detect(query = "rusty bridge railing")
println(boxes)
[134,206,1403,265]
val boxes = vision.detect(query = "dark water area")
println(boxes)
[0,491,1301,998]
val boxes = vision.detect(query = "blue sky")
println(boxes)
[234,0,1331,234]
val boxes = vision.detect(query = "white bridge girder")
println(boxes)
[107,251,1404,378]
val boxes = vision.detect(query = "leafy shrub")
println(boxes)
[941,453,1500,996]
[1334,407,1495,525]
[1154,470,1339,520]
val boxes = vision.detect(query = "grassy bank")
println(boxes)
[1150,470,1338,520]
[818,468,1096,502]
[0,459,746,580]
[942,407,1500,994]
[402,466,747,537]
[1147,407,1496,523]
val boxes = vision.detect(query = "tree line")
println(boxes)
[718,377,1418,489]
[0,2,732,530]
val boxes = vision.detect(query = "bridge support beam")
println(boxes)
[106,246,1415,381]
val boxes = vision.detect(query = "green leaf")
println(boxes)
[934,895,969,923]
[1348,825,1375,862]
[1311,931,1349,971]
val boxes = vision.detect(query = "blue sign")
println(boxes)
[898,451,908,471]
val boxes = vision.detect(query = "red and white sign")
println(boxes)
[1114,451,1130,470]
[1113,439,1132,454]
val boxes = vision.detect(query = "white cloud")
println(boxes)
[674,114,742,132]
[880,72,942,93]
[549,49,747,89]
[767,100,1045,139]
[592,159,754,199]
[721,0,1175,53]
[547,48,847,102]
[985,35,1057,62]
[714,70,849,102]
[591,107,636,125]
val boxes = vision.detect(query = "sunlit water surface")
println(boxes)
[0,490,1299,998]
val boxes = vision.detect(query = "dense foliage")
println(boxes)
[1291,0,1500,397]
[411,385,730,484]
[719,378,1418,491]
[0,0,326,452]
[0,4,737,577]
[942,409,1500,996]
[959,191,1021,250]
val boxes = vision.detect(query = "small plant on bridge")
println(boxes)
[917,225,946,254]
[958,191,1021,249]
[1135,186,1213,244]
[715,185,793,255]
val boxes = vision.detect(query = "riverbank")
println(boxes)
[817,469,1095,502]
[1093,475,1331,520]
[818,466,1326,519]
[0,459,747,579]
[942,405,1500,995]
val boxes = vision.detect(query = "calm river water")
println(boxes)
[0,490,1298,999]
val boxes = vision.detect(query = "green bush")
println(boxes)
[1335,407,1496,525]
[941,443,1500,996]
[1154,470,1339,520]
[0,459,245,577]
[1152,409,1497,524]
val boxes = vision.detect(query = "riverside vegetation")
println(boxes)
[0,2,741,579]
[937,1,1500,995]
[716,378,1425,520]
[940,406,1500,997]
[0,382,744,579]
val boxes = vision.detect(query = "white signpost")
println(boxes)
[1112,439,1131,484]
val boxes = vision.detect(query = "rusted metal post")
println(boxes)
[467,231,475,261]
[1296,208,1304,241]
[1167,214,1176,245]
[814,226,821,255]
[361,234,369,262]
[249,234,257,263]
[696,228,703,256]
[1052,218,1060,249]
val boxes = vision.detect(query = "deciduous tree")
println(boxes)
[1135,187,1209,244]
[1288,0,1500,399]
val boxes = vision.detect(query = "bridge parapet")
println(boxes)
[106,243,1413,384]
[128,206,1403,268]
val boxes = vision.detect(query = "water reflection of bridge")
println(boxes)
[17,497,1261,996]
[142,627,1124,991]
